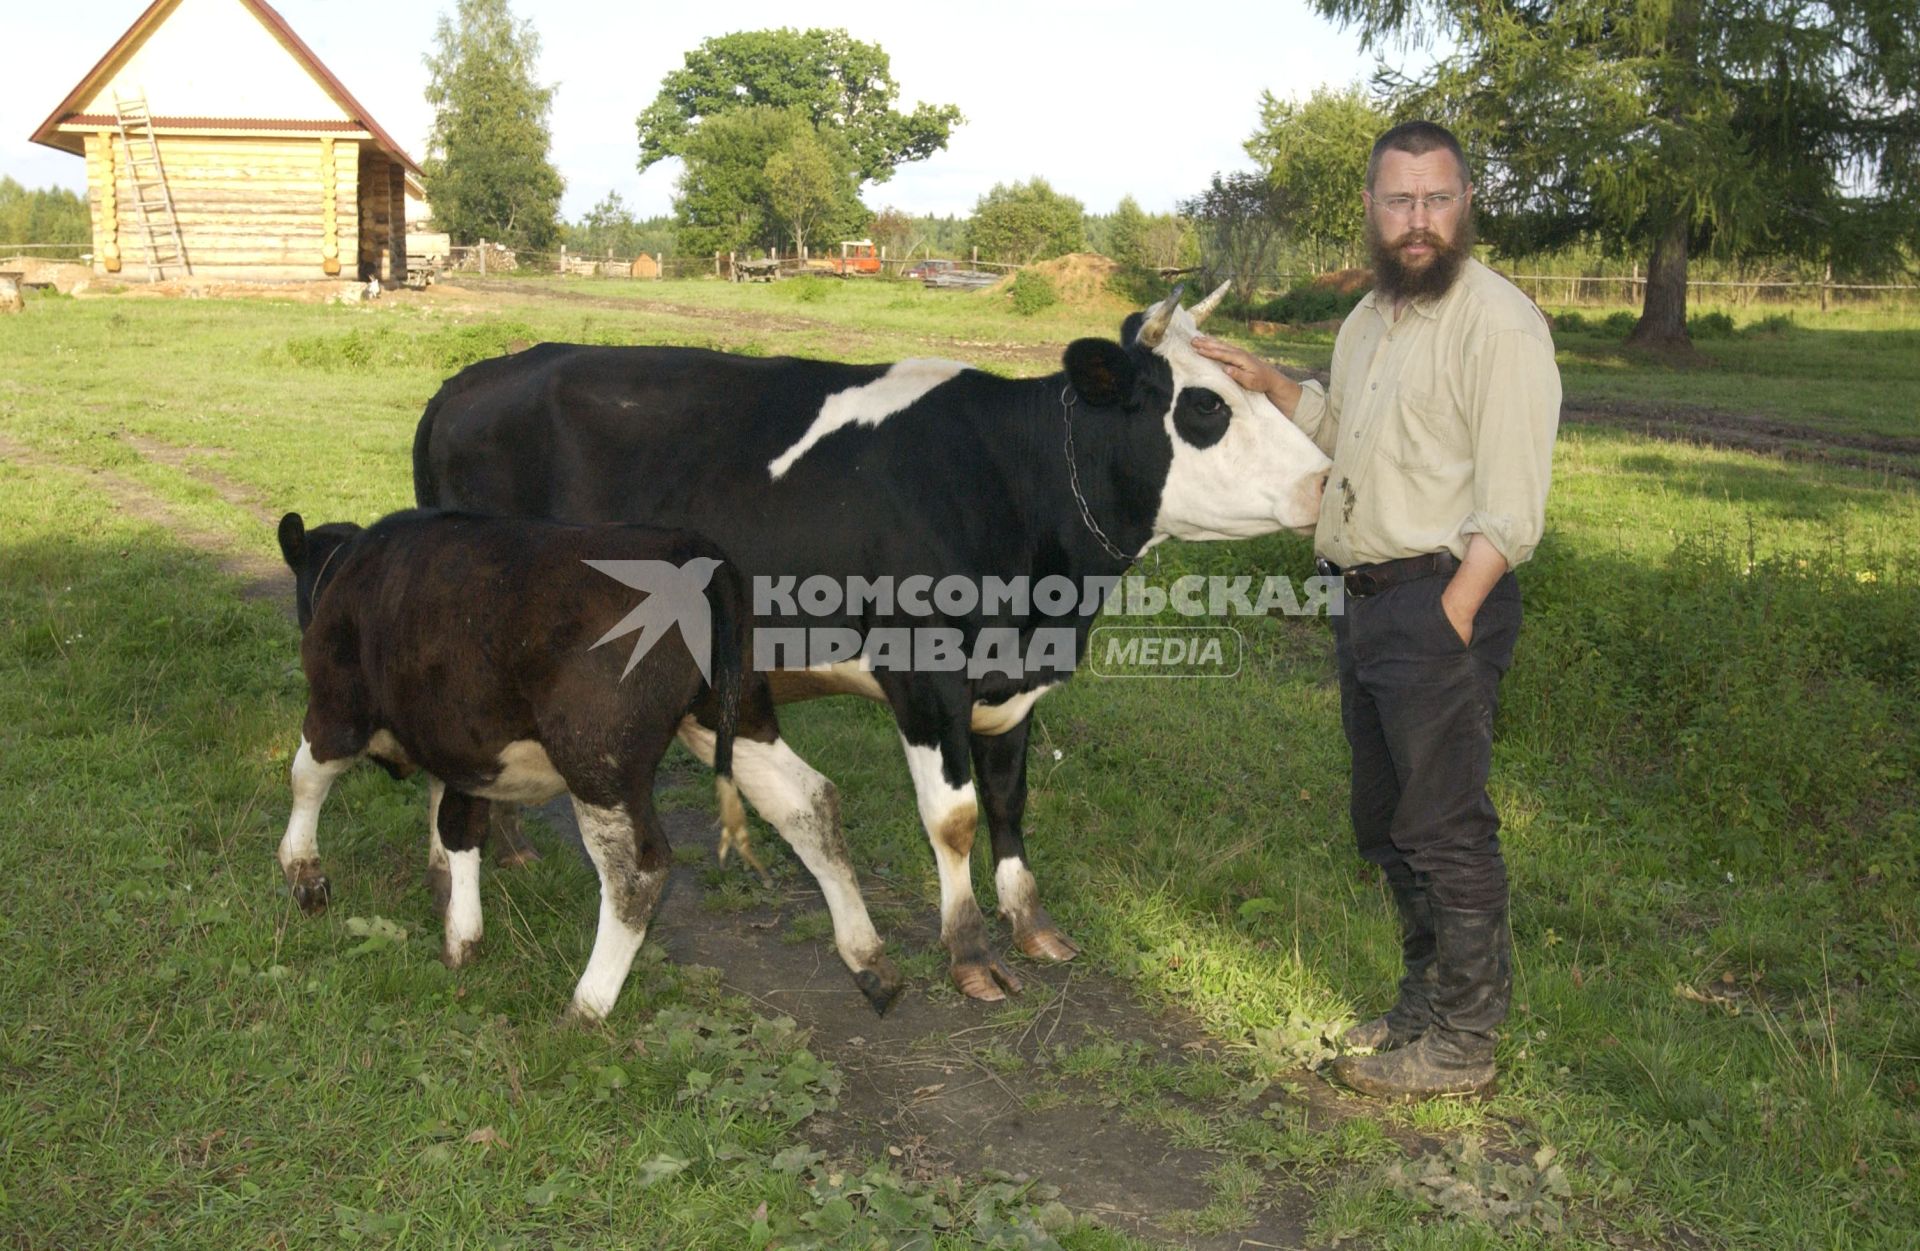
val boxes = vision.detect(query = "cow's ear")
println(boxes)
[277,512,306,570]
[1064,339,1137,409]
[1119,311,1146,347]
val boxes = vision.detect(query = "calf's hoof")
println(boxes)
[442,938,481,969]
[285,864,331,916]
[853,958,905,1016]
[1014,925,1080,963]
[950,954,1023,1002]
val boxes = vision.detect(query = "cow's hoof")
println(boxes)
[286,865,330,916]
[951,955,1022,1001]
[442,938,480,969]
[854,960,905,1016]
[426,865,452,915]
[1014,926,1080,962]
[562,1000,611,1029]
[494,844,541,870]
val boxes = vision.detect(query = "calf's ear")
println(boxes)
[277,512,306,570]
[1064,339,1138,409]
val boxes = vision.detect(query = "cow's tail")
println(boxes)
[411,397,440,508]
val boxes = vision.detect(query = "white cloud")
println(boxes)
[3,0,1440,222]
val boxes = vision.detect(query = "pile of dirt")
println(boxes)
[988,252,1134,313]
[1308,267,1373,295]
[0,256,92,295]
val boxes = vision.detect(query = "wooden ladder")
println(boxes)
[112,92,189,281]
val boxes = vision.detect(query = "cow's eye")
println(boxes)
[1196,394,1225,415]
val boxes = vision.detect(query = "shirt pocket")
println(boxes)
[1381,384,1472,474]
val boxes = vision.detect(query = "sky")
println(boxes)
[2,0,1443,222]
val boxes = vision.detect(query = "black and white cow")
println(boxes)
[411,285,1330,1001]
[275,509,901,1020]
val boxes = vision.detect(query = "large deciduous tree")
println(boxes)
[967,179,1086,265]
[0,178,89,246]
[1314,0,1920,347]
[1245,85,1389,271]
[422,0,564,251]
[673,107,865,257]
[637,29,962,186]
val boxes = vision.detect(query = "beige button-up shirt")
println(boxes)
[1291,258,1561,569]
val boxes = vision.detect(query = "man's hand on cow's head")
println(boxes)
[1191,336,1304,418]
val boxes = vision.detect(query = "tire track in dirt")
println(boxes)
[1563,401,1920,479]
[0,432,292,614]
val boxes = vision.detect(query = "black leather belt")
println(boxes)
[1315,551,1460,598]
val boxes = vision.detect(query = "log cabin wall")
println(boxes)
[83,132,360,281]
[356,146,406,284]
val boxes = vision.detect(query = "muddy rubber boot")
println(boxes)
[1339,872,1437,1052]
[1332,902,1509,1099]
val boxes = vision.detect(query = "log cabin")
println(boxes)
[29,0,422,284]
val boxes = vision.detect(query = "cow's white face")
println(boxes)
[1145,294,1330,540]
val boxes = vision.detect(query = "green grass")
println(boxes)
[3,280,1918,1248]
[1241,300,1920,443]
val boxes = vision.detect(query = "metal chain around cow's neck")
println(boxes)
[1060,384,1135,565]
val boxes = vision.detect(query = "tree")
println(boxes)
[637,29,962,186]
[564,192,675,258]
[1314,0,1920,347]
[1245,85,1389,271]
[764,129,839,255]
[968,179,1085,265]
[673,107,864,256]
[1180,172,1289,305]
[1103,196,1150,270]
[422,0,564,251]
[0,178,90,247]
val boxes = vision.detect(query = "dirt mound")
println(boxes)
[1308,267,1373,296]
[989,253,1133,313]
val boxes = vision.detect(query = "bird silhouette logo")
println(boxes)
[582,557,724,681]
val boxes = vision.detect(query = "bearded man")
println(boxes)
[1195,121,1560,1099]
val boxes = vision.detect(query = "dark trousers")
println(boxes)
[1330,570,1521,912]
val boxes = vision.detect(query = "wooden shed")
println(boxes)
[29,0,421,283]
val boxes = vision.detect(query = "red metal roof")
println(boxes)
[29,0,422,176]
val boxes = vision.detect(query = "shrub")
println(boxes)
[1687,310,1737,339]
[1008,269,1059,316]
[1742,312,1796,337]
[1251,284,1366,325]
[778,275,834,304]
[1602,310,1639,336]
[1550,310,1591,334]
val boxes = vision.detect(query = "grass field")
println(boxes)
[2,277,1916,1249]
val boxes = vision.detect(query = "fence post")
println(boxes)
[1821,262,1832,313]
[479,238,487,277]
[655,253,663,281]
[971,246,978,267]
[559,244,566,275]
[1632,261,1639,306]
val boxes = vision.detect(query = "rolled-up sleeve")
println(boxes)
[1461,329,1560,567]
[1291,380,1339,456]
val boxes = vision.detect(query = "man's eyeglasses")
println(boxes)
[1372,193,1466,217]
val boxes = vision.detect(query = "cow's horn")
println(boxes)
[1136,283,1186,348]
[1190,280,1231,325]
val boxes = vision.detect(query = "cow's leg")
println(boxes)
[435,788,491,968]
[679,719,901,1014]
[568,791,671,1023]
[425,776,452,914]
[894,681,1021,1001]
[279,735,352,915]
[490,802,541,868]
[971,718,1079,962]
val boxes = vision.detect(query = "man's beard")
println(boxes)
[1368,213,1475,301]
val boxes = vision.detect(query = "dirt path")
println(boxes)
[0,432,290,611]
[1562,400,1920,479]
[443,276,1067,371]
[595,805,1357,1249]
